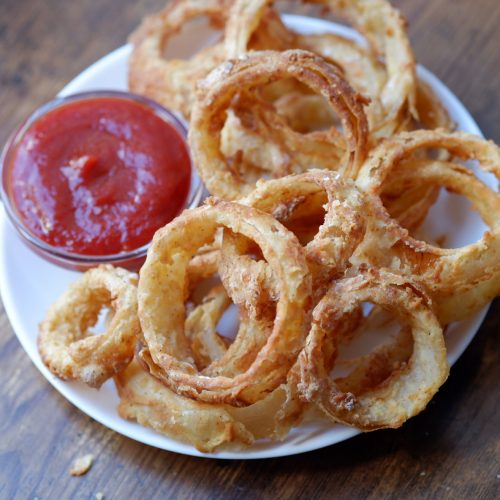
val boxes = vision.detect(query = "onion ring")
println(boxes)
[128,0,229,119]
[230,0,416,140]
[115,359,255,452]
[194,172,368,378]
[293,267,448,430]
[137,199,312,405]
[305,0,417,138]
[189,49,369,199]
[38,265,140,388]
[355,130,500,301]
[116,358,305,450]
[129,0,294,120]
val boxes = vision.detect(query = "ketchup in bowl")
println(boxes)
[0,91,201,270]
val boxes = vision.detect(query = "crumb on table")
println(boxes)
[69,454,94,476]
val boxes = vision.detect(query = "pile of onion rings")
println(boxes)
[37,0,499,453]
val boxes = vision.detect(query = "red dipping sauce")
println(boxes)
[1,91,199,269]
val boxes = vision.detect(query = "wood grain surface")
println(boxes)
[0,1,499,498]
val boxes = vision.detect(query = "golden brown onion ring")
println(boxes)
[115,359,254,452]
[199,173,368,377]
[129,0,294,120]
[298,6,448,138]
[306,0,417,138]
[38,265,140,388]
[355,131,500,300]
[386,158,500,322]
[189,49,369,199]
[117,358,305,450]
[293,267,448,430]
[128,0,230,119]
[225,0,412,138]
[357,130,500,192]
[138,199,312,405]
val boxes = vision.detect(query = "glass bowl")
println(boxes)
[0,90,203,271]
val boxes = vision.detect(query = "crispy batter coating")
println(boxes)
[305,0,417,139]
[115,359,255,452]
[241,170,367,293]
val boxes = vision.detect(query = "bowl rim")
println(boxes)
[0,89,203,266]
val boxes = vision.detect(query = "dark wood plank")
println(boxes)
[0,1,499,499]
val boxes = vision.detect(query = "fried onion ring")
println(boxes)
[128,0,230,119]
[189,49,369,199]
[116,358,305,451]
[306,0,417,138]
[129,0,295,120]
[137,199,312,405]
[115,359,254,452]
[38,265,140,388]
[293,267,449,430]
[225,0,414,137]
[355,130,500,301]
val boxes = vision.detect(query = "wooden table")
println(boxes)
[1,1,498,498]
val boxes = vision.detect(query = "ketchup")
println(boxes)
[5,96,191,255]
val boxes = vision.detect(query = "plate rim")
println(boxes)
[0,13,490,460]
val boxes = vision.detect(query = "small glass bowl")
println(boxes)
[0,90,203,271]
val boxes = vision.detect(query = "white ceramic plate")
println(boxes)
[0,15,492,459]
